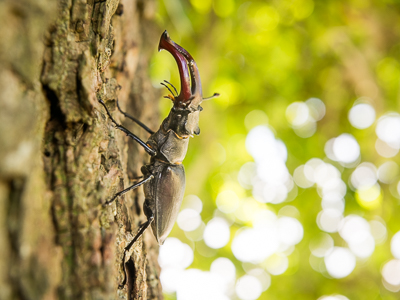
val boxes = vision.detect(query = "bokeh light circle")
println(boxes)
[203,217,230,249]
[309,233,334,257]
[232,227,278,263]
[210,257,236,286]
[175,269,231,300]
[378,161,399,184]
[348,103,376,129]
[277,217,304,246]
[324,247,356,278]
[376,113,400,148]
[391,231,400,259]
[235,275,262,300]
[382,259,400,287]
[318,295,350,300]
[286,101,310,127]
[306,97,326,121]
[159,238,194,269]
[332,134,360,164]
[264,253,289,275]
[177,208,202,232]
[317,209,342,233]
[350,162,377,189]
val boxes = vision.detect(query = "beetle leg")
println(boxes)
[119,214,155,289]
[102,174,154,206]
[98,98,156,156]
[116,99,155,135]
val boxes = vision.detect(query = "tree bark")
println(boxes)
[0,0,163,299]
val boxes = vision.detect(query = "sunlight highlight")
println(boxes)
[235,275,262,300]
[324,247,356,278]
[355,184,382,210]
[245,126,291,204]
[382,259,400,292]
[376,113,400,149]
[348,102,376,129]
[285,98,325,138]
[391,231,400,259]
[203,217,230,249]
[232,211,303,267]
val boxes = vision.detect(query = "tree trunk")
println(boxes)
[0,0,163,299]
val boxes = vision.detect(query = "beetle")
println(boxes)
[98,30,218,284]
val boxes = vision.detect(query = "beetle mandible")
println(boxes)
[99,30,218,262]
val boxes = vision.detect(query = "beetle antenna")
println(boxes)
[160,82,176,97]
[163,80,178,96]
[97,98,156,156]
[203,93,220,101]
[116,99,154,135]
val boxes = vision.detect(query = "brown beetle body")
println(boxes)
[139,31,210,244]
[98,31,218,286]
[142,161,185,245]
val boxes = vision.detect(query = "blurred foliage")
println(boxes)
[149,0,400,299]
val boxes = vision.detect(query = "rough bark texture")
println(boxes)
[0,0,163,299]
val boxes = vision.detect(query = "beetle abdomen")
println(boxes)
[146,162,185,245]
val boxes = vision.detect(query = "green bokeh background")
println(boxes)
[149,0,400,299]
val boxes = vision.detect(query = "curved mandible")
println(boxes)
[158,31,203,107]
[159,31,191,106]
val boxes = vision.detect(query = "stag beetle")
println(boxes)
[98,30,218,283]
